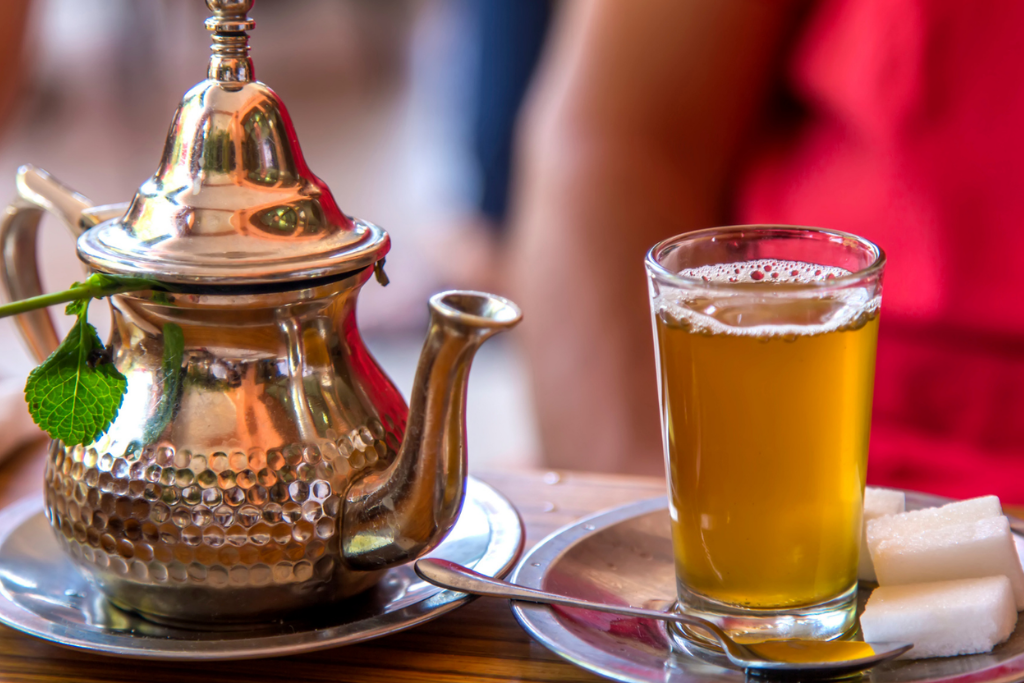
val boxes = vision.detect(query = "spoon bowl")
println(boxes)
[414,558,913,677]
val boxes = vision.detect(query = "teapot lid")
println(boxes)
[77,0,389,287]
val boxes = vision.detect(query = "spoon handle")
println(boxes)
[414,559,732,644]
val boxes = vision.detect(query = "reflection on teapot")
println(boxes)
[0,0,521,623]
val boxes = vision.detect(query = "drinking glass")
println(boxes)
[645,226,885,645]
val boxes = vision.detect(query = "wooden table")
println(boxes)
[0,440,666,683]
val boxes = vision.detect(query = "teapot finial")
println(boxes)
[74,0,388,286]
[205,0,255,83]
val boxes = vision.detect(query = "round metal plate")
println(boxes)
[0,477,522,660]
[511,491,1024,683]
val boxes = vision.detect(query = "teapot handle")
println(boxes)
[0,165,125,362]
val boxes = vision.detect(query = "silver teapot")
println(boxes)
[0,0,520,623]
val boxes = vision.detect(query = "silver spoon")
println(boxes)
[414,558,913,677]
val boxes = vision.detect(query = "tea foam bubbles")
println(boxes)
[679,259,849,285]
[654,259,879,339]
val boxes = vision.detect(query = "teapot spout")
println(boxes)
[342,291,522,569]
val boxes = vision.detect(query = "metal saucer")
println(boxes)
[0,477,522,660]
[511,491,1024,683]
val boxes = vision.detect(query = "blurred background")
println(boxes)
[4,1,1024,500]
[0,0,550,471]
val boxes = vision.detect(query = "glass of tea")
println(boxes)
[646,226,885,646]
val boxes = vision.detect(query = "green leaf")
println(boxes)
[143,323,184,442]
[5,272,174,446]
[161,323,185,391]
[24,311,127,446]
[64,297,87,318]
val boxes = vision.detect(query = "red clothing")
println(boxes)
[736,0,1024,501]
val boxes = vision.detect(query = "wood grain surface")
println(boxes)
[0,440,665,683]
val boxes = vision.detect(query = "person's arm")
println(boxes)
[508,0,806,474]
[0,0,32,130]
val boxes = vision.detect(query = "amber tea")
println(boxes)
[654,258,879,613]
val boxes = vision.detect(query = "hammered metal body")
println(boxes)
[42,273,401,621]
[40,276,520,622]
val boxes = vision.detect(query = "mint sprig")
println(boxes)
[0,272,166,319]
[0,273,173,445]
[143,322,185,443]
[24,303,127,446]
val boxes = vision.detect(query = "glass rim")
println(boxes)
[645,224,886,292]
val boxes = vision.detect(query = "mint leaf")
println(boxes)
[64,297,87,318]
[161,323,185,391]
[24,309,126,446]
[2,272,175,446]
[143,323,184,442]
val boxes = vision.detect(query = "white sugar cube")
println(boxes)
[868,515,1024,609]
[859,487,906,582]
[865,487,907,517]
[860,576,1017,659]
[872,496,1002,537]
